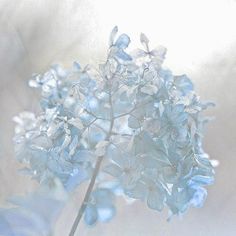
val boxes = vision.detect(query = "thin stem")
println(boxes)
[111,132,132,137]
[108,91,114,136]
[84,108,109,121]
[68,81,115,236]
[68,155,103,236]
[114,104,137,119]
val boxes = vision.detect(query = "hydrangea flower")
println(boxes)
[1,26,216,235]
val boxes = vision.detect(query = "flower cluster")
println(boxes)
[9,26,215,230]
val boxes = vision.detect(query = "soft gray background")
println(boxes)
[0,0,236,235]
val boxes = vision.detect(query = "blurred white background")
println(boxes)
[0,0,236,235]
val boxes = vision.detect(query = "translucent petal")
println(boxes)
[97,206,116,222]
[121,170,140,189]
[93,188,114,206]
[60,134,71,151]
[115,34,130,49]
[65,167,87,191]
[140,33,149,50]
[73,150,95,163]
[68,118,84,130]
[109,26,118,47]
[84,204,98,226]
[147,188,165,211]
[174,75,193,95]
[190,187,207,208]
[69,136,78,156]
[115,50,132,61]
[103,164,122,178]
[190,175,214,186]
[150,46,167,58]
[128,116,140,129]
[140,84,158,95]
[162,166,178,184]
[125,181,147,200]
[47,122,63,138]
[131,49,147,58]
[73,61,81,71]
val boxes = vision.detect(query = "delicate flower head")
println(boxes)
[9,26,215,229]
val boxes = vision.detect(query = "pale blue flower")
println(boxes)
[9,26,216,231]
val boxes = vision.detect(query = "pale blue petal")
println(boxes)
[115,34,130,49]
[174,75,193,95]
[109,26,118,47]
[190,187,207,208]
[65,167,88,191]
[115,50,132,61]
[128,116,140,129]
[125,181,147,200]
[147,188,165,211]
[97,206,116,222]
[103,164,122,177]
[84,204,98,226]
[189,175,214,186]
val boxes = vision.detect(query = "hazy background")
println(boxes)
[0,0,236,235]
